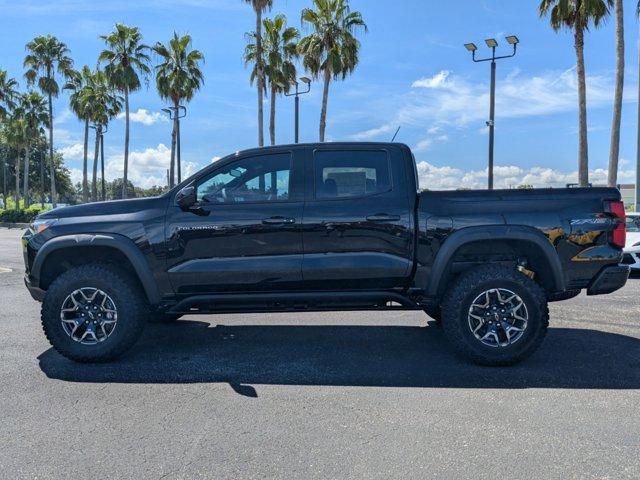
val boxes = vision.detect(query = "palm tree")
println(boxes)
[16,92,49,208]
[4,114,27,210]
[608,0,624,187]
[80,70,123,202]
[299,0,367,143]
[0,70,18,208]
[0,69,19,119]
[261,14,299,145]
[64,65,94,203]
[539,0,613,187]
[153,33,204,188]
[24,34,74,208]
[99,24,150,199]
[244,0,273,147]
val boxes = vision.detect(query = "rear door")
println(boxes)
[165,148,305,294]
[301,145,414,290]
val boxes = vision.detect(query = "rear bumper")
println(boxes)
[621,250,640,270]
[587,264,630,296]
[24,275,45,302]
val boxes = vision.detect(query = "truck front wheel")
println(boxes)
[441,265,549,366]
[41,264,147,362]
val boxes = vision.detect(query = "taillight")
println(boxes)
[607,200,626,248]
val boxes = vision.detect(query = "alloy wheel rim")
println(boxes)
[60,287,118,345]
[467,288,528,348]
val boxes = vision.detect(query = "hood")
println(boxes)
[38,196,167,220]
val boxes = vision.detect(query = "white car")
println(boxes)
[622,213,640,270]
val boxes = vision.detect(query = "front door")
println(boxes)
[165,149,304,294]
[301,146,414,290]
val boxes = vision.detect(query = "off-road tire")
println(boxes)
[441,264,549,366]
[41,263,147,363]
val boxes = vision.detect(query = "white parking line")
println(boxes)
[0,267,12,273]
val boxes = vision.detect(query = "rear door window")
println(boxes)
[313,150,391,200]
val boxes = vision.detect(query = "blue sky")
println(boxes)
[0,0,638,189]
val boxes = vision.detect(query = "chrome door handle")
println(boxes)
[366,214,401,222]
[262,216,295,225]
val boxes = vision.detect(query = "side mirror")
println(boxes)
[176,186,197,210]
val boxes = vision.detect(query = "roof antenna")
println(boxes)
[391,126,401,142]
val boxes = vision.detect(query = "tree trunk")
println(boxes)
[256,9,264,147]
[92,125,100,202]
[15,150,20,210]
[47,92,57,207]
[1,150,5,207]
[123,87,130,199]
[636,30,640,211]
[23,142,30,208]
[169,101,178,188]
[40,148,45,208]
[82,118,89,203]
[319,68,331,143]
[608,0,625,188]
[270,85,276,146]
[100,131,106,201]
[574,28,589,187]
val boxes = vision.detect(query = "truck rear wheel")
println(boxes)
[441,265,548,366]
[41,264,147,363]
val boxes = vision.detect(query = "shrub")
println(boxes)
[0,208,43,224]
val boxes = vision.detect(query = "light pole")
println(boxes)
[285,77,311,144]
[465,35,519,190]
[162,106,187,184]
[100,124,107,201]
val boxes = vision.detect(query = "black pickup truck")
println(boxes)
[23,142,629,365]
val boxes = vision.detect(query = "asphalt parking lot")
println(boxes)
[1,227,639,479]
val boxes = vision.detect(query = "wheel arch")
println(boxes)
[426,225,565,299]
[32,233,161,305]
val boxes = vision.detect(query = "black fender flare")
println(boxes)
[32,233,161,305]
[426,225,565,297]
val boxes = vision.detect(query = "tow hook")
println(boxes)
[517,260,536,280]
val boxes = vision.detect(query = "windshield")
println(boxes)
[626,216,640,232]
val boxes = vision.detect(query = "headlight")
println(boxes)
[30,218,58,234]
[634,241,640,247]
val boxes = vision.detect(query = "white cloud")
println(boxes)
[211,156,222,163]
[412,70,452,89]
[60,143,84,160]
[104,143,198,189]
[416,160,636,190]
[354,67,629,157]
[54,108,73,126]
[414,139,433,152]
[402,67,621,129]
[68,167,83,186]
[117,108,167,126]
[349,124,395,141]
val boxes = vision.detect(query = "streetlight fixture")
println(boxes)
[162,105,187,185]
[285,77,312,144]
[465,35,519,190]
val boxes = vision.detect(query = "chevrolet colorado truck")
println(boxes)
[23,143,630,365]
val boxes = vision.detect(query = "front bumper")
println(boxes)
[24,275,45,302]
[587,264,630,296]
